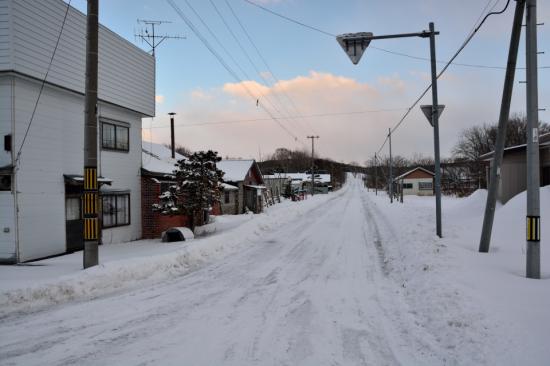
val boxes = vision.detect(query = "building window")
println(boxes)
[102,193,130,228]
[224,190,230,204]
[65,197,81,220]
[403,183,413,189]
[419,181,433,190]
[102,121,129,152]
[0,174,12,191]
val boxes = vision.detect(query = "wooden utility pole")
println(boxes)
[479,0,525,253]
[374,152,378,195]
[83,0,99,268]
[307,136,319,195]
[388,129,393,203]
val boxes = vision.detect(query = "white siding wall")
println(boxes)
[402,178,434,196]
[0,77,12,166]
[1,0,154,116]
[12,76,141,261]
[0,192,16,262]
[0,0,11,70]
[14,77,80,260]
[0,76,16,262]
[99,103,142,244]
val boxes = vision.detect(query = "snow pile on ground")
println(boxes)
[366,186,549,365]
[0,190,345,317]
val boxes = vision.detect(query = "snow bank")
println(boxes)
[0,189,345,316]
[365,185,550,365]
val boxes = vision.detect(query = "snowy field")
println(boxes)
[0,176,548,365]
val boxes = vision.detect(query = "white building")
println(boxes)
[394,167,435,196]
[0,0,155,262]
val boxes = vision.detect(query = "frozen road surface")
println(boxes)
[0,179,446,365]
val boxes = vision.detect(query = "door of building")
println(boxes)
[65,195,83,253]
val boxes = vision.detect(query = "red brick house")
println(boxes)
[141,143,241,239]
[141,143,188,239]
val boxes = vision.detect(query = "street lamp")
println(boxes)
[337,23,443,238]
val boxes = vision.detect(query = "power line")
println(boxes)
[243,0,550,71]
[243,0,334,37]
[145,107,407,129]
[166,0,302,144]
[225,0,318,135]
[207,0,310,137]
[375,0,513,155]
[181,0,286,125]
[14,0,72,170]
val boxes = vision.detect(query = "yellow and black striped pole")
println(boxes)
[525,0,540,279]
[83,0,99,269]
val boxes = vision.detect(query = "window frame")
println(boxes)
[418,181,433,190]
[402,183,413,189]
[0,174,12,192]
[224,190,230,204]
[102,193,131,228]
[101,120,129,152]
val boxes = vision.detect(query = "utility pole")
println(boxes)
[374,152,378,195]
[169,112,176,159]
[388,128,393,203]
[429,22,442,238]
[83,0,99,269]
[479,0,525,253]
[525,0,540,279]
[307,135,319,195]
[135,19,185,57]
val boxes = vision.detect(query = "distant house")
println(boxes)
[0,0,155,263]
[141,143,239,238]
[277,173,331,194]
[479,132,550,203]
[216,160,265,214]
[263,174,291,198]
[394,167,435,196]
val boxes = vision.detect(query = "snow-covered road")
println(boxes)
[0,179,476,365]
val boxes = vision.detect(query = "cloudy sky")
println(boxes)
[68,0,549,164]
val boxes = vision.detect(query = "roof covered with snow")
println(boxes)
[265,173,331,184]
[216,160,255,182]
[394,167,434,181]
[142,142,184,175]
[479,132,550,160]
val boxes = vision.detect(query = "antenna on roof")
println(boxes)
[135,19,185,57]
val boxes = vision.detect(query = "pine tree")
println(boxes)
[153,150,224,230]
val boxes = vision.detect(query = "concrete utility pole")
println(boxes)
[388,128,393,203]
[374,152,378,195]
[169,112,176,159]
[83,0,99,269]
[525,0,541,279]
[307,135,319,195]
[429,22,442,238]
[479,0,525,253]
